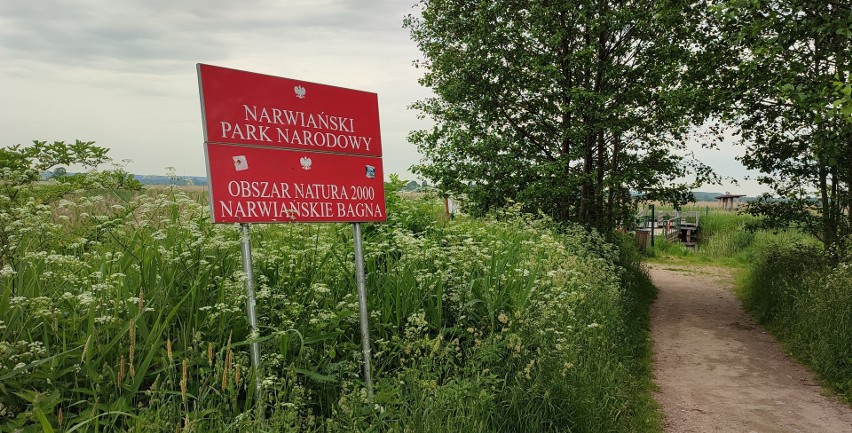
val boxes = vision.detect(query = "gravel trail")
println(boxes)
[648,264,852,433]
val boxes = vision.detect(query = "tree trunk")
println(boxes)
[558,9,575,223]
[609,133,622,229]
[581,129,596,225]
[846,137,852,249]
[596,129,607,231]
[818,160,834,252]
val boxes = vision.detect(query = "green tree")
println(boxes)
[405,0,719,232]
[0,140,109,199]
[0,140,141,267]
[712,0,851,258]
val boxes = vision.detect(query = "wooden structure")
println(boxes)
[636,209,701,248]
[673,211,700,247]
[715,194,746,211]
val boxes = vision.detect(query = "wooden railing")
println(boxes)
[635,210,701,246]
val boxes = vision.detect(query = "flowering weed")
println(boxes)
[0,187,659,432]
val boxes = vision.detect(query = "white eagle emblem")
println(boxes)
[294,85,306,99]
[300,156,312,170]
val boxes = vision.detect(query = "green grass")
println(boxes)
[737,239,852,402]
[0,188,661,432]
[696,212,759,259]
[645,211,805,266]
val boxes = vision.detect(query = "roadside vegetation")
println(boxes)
[646,207,851,403]
[740,239,852,402]
[407,0,849,407]
[1,141,661,432]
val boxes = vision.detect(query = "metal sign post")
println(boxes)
[352,222,374,400]
[198,64,386,408]
[239,223,263,403]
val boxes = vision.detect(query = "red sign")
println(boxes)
[205,143,385,223]
[197,64,382,157]
[197,64,386,223]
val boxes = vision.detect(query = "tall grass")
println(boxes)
[647,211,806,264]
[644,212,756,262]
[0,188,660,432]
[697,212,759,259]
[739,238,852,402]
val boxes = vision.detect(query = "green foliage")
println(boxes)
[644,237,692,260]
[0,140,108,176]
[0,189,660,432]
[697,212,760,259]
[382,174,445,234]
[710,1,852,257]
[832,77,852,122]
[0,140,141,198]
[53,169,142,192]
[405,0,719,232]
[740,240,852,401]
[646,210,814,265]
[0,140,141,269]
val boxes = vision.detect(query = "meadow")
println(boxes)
[0,181,660,432]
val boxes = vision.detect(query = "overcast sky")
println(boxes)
[0,0,766,195]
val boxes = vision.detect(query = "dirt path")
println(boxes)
[648,264,852,433]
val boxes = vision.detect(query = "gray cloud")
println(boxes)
[0,0,411,75]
